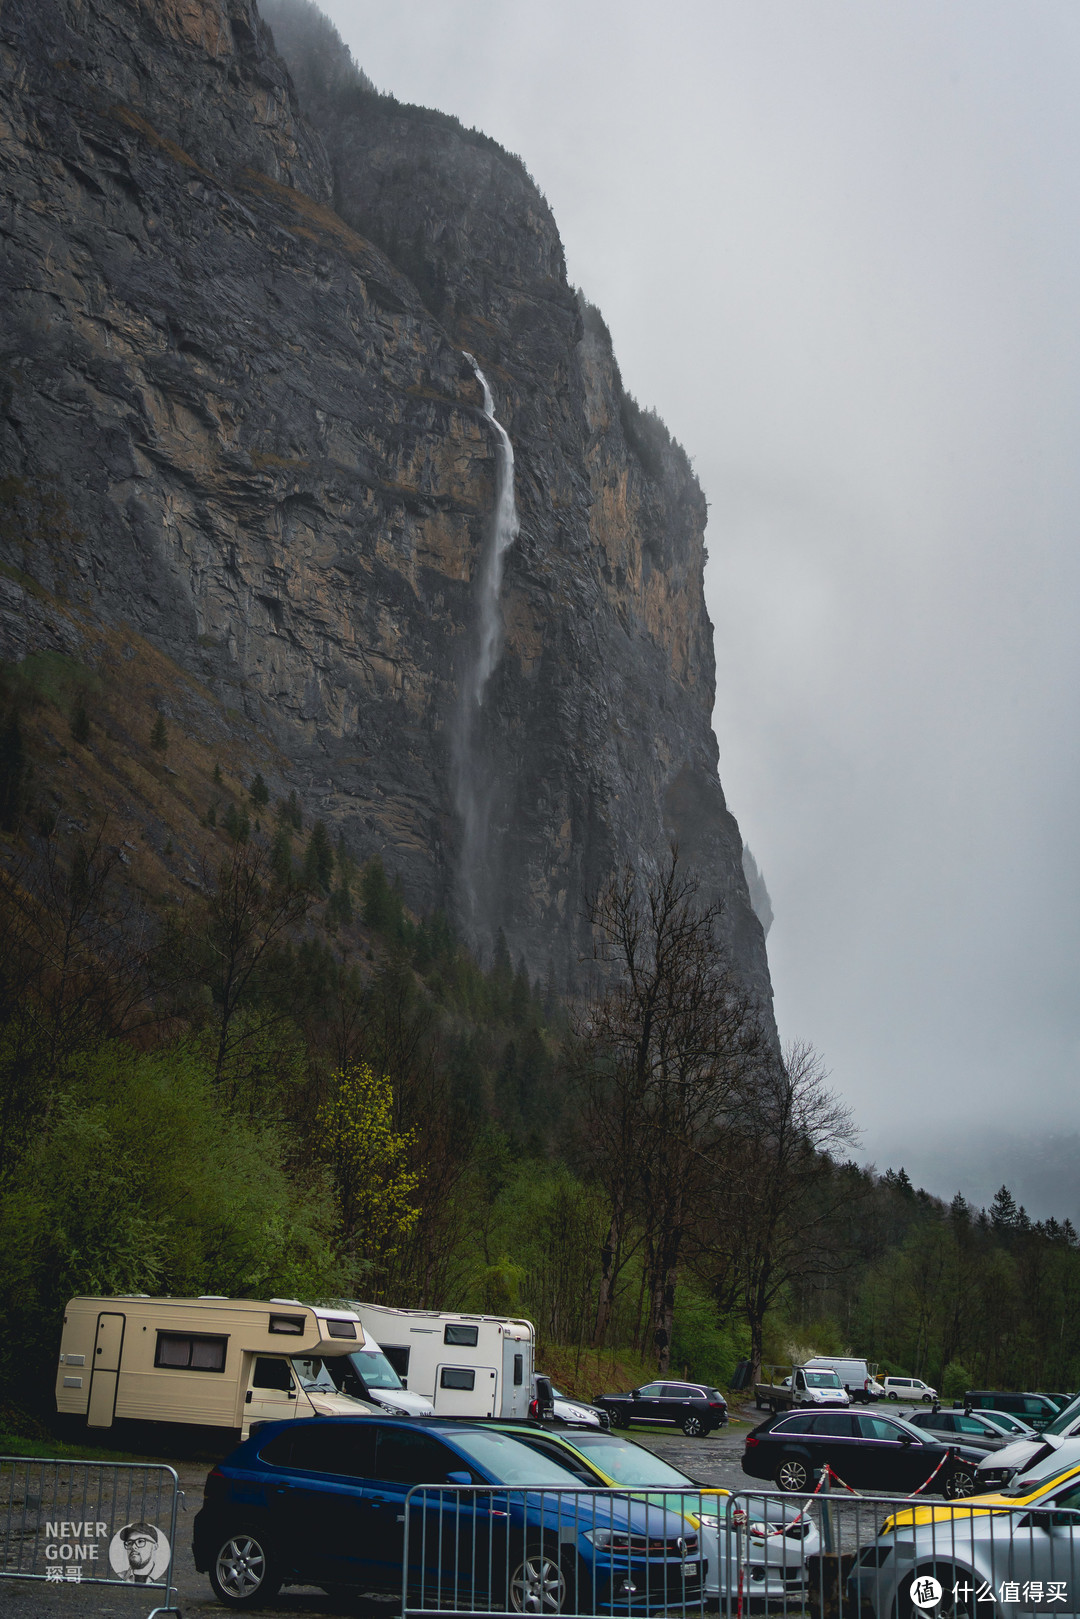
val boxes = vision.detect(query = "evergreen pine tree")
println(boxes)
[304,821,334,893]
[223,801,250,843]
[150,713,168,752]
[250,771,270,808]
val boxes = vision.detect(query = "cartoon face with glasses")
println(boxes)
[109,1522,168,1583]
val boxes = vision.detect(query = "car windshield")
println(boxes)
[291,1357,339,1392]
[1044,1393,1080,1436]
[558,1433,695,1489]
[805,1372,842,1388]
[449,1430,587,1487]
[349,1349,405,1391]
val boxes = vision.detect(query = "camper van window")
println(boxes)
[444,1324,479,1347]
[269,1314,305,1335]
[325,1319,357,1339]
[154,1333,227,1373]
[253,1357,293,1391]
[441,1367,476,1391]
[514,1354,523,1385]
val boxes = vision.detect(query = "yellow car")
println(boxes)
[881,1457,1080,1534]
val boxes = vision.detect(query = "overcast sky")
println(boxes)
[309,0,1080,1216]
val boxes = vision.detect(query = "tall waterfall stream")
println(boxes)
[454,354,521,946]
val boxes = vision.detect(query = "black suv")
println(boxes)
[595,1381,728,1437]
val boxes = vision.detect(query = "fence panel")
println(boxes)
[0,1456,181,1618]
[401,1481,822,1618]
[726,1487,1080,1619]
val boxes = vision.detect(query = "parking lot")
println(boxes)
[0,1402,949,1617]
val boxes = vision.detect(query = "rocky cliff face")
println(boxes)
[0,0,774,1011]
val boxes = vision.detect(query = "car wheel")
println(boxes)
[922,1394,933,1403]
[894,1563,989,1619]
[608,1406,626,1429]
[943,1465,977,1500]
[887,1391,898,1400]
[682,1413,706,1437]
[775,1456,810,1492]
[508,1544,572,1614]
[208,1527,281,1608]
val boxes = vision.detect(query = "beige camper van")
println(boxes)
[56,1296,378,1441]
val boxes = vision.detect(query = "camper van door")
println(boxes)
[87,1311,125,1428]
[243,1354,301,1428]
[502,1336,529,1419]
[435,1361,498,1416]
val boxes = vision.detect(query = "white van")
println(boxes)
[340,1336,434,1416]
[881,1375,937,1403]
[348,1303,534,1418]
[56,1296,383,1441]
[804,1356,881,1404]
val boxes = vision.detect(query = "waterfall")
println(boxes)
[454,353,521,945]
[461,352,520,709]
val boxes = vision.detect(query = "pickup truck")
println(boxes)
[753,1365,851,1413]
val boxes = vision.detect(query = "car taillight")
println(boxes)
[709,1401,725,1409]
[528,1398,539,1417]
[203,1466,227,1500]
[745,1434,759,1447]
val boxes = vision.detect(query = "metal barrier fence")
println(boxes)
[401,1482,814,1618]
[400,1481,1080,1619]
[0,1456,181,1618]
[726,1488,1080,1619]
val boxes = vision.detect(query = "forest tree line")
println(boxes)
[1,744,1078,1423]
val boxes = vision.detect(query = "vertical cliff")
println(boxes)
[0,0,774,1013]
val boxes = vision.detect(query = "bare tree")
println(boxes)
[178,840,309,1096]
[699,1041,858,1384]
[576,849,770,1370]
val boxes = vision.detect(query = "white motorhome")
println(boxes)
[348,1303,535,1418]
[56,1296,383,1441]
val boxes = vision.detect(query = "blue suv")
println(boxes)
[192,1416,706,1612]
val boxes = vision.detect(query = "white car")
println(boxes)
[882,1375,937,1402]
[847,1461,1080,1619]
[976,1430,1080,1492]
[530,1375,610,1428]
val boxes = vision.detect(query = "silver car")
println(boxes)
[848,1464,1080,1618]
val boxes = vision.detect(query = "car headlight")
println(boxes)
[697,1514,719,1529]
[583,1530,645,1551]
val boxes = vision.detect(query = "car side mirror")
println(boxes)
[445,1471,472,1486]
[631,1389,639,1400]
[899,1433,914,1445]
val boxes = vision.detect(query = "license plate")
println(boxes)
[682,1562,699,1579]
